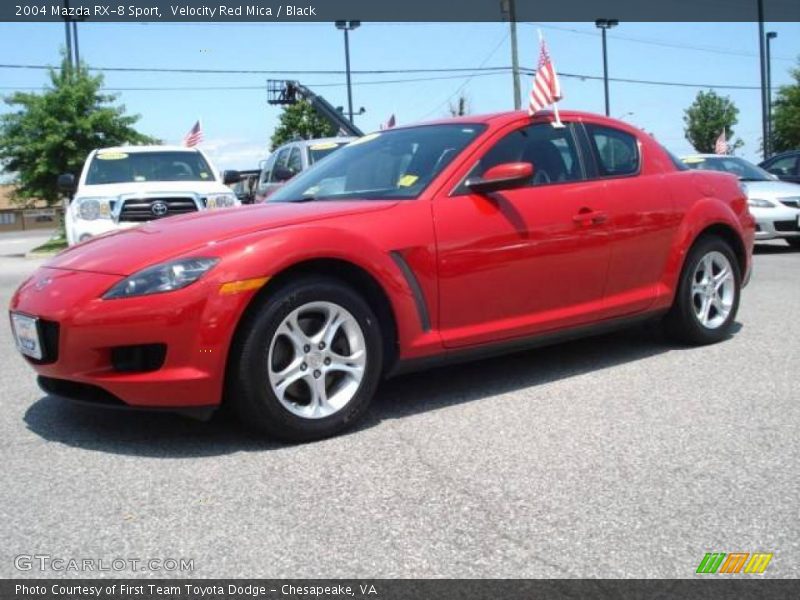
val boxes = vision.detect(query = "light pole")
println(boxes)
[595,19,618,117]
[757,0,768,160]
[766,31,777,156]
[335,20,360,125]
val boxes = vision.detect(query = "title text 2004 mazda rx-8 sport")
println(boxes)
[10,111,754,441]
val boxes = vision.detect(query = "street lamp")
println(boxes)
[766,31,777,156]
[595,19,618,117]
[335,20,360,125]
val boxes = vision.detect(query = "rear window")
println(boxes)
[86,151,215,184]
[585,125,640,177]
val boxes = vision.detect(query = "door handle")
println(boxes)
[573,208,608,226]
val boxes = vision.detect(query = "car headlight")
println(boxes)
[206,193,238,209]
[748,198,776,208]
[74,197,113,220]
[103,257,219,299]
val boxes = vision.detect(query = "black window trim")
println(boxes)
[578,122,642,180]
[449,120,589,197]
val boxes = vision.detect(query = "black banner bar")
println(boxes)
[4,579,800,600]
[4,0,800,23]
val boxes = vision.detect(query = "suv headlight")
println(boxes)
[748,198,775,208]
[103,257,219,299]
[74,197,113,220]
[206,193,238,209]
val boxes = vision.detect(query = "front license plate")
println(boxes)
[11,313,42,360]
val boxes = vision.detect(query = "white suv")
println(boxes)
[60,145,241,246]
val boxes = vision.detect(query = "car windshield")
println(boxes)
[85,151,215,184]
[308,142,350,165]
[269,124,486,202]
[681,156,773,181]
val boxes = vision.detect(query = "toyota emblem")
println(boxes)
[151,201,168,217]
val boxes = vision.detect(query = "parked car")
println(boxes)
[759,150,800,184]
[230,169,261,204]
[682,154,800,248]
[59,145,241,246]
[11,111,754,442]
[254,137,353,202]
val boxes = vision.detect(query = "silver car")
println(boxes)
[254,137,354,202]
[682,154,800,248]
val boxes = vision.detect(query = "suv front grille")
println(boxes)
[118,197,198,222]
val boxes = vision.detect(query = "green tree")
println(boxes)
[270,100,337,150]
[0,59,156,206]
[683,90,742,154]
[772,59,800,152]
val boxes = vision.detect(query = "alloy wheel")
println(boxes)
[691,251,735,329]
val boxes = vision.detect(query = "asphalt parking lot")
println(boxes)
[0,237,798,579]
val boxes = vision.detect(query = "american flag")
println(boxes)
[183,120,203,147]
[714,129,728,155]
[380,114,396,130]
[528,35,562,116]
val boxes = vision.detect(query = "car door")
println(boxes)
[433,121,613,349]
[580,123,678,317]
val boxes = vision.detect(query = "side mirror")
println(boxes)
[57,173,76,194]
[222,170,241,185]
[465,162,534,194]
[273,165,296,182]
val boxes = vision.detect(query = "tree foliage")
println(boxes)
[683,90,742,153]
[270,100,337,150]
[772,60,800,153]
[0,59,157,206]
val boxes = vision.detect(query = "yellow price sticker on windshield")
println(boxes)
[348,133,380,146]
[96,152,128,160]
[310,142,339,151]
[397,174,418,187]
[682,156,705,164]
[200,172,209,179]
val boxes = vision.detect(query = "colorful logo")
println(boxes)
[696,552,773,574]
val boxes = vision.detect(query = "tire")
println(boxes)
[227,276,383,441]
[786,237,800,249]
[664,235,741,345]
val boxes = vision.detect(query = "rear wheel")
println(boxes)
[664,236,741,345]
[786,237,800,249]
[228,276,383,441]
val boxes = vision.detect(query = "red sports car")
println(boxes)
[10,111,755,441]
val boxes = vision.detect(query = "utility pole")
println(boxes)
[501,0,522,110]
[63,0,73,71]
[72,20,80,66]
[766,31,777,156]
[757,0,768,160]
[595,19,618,117]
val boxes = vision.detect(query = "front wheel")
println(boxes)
[664,236,741,345]
[228,277,383,441]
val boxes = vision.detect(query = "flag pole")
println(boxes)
[537,29,564,128]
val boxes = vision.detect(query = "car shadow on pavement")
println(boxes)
[23,322,737,457]
[753,243,799,254]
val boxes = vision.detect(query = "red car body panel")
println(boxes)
[10,110,755,410]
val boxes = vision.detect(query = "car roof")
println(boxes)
[414,109,636,129]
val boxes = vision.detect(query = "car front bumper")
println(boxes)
[9,266,253,410]
[750,205,800,240]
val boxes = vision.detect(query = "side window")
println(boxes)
[586,125,640,177]
[287,146,303,175]
[269,147,292,182]
[258,154,277,188]
[765,155,798,177]
[468,123,583,187]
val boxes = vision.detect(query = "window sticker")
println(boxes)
[348,133,380,146]
[397,174,419,187]
[310,142,339,150]
[96,152,128,160]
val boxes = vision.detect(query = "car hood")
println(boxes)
[740,179,800,200]
[75,180,232,197]
[46,200,399,276]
